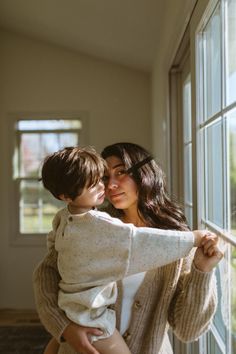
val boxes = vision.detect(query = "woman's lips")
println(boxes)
[109,192,125,200]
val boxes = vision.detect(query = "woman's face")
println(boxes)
[104,155,138,210]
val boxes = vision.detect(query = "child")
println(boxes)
[39,146,218,354]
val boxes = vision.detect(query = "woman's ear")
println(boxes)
[59,194,72,202]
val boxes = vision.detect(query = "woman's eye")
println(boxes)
[116,170,126,176]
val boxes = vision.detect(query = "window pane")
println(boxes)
[228,109,236,236]
[205,121,224,227]
[183,76,192,143]
[20,180,63,233]
[20,132,79,177]
[20,134,41,177]
[184,206,193,229]
[213,257,229,345]
[207,331,225,354]
[204,4,221,118]
[184,143,192,204]
[18,119,82,130]
[226,0,236,106]
[59,133,79,148]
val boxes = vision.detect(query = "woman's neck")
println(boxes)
[121,208,147,227]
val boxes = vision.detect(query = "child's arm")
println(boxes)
[126,227,213,276]
[74,213,217,283]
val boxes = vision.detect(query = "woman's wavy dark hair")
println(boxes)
[101,142,189,231]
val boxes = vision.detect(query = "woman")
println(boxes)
[33,142,222,354]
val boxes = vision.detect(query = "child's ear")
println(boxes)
[59,194,72,202]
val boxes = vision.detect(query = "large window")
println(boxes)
[195,0,236,353]
[170,1,236,353]
[11,114,87,245]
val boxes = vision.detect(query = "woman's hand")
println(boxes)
[193,234,224,272]
[62,322,103,354]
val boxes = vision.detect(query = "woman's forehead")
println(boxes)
[105,155,124,169]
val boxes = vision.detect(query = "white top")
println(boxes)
[120,272,146,335]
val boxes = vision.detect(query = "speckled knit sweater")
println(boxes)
[46,207,195,341]
[33,220,217,354]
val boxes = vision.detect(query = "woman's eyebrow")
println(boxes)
[111,163,125,169]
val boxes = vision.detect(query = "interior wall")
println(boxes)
[151,0,197,180]
[0,30,151,309]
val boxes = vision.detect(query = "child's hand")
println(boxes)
[193,230,217,247]
[193,233,224,272]
[201,234,222,258]
[62,323,103,354]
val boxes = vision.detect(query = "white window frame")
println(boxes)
[169,0,236,353]
[192,0,236,353]
[9,111,89,247]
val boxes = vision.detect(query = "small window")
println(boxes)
[13,117,84,238]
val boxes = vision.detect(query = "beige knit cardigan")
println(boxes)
[33,244,217,354]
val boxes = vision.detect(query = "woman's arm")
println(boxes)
[33,247,71,341]
[168,247,220,342]
[33,221,103,354]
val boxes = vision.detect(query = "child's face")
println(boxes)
[69,180,105,212]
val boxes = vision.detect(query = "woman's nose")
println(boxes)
[106,176,118,190]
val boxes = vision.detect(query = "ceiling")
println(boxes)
[0,0,165,72]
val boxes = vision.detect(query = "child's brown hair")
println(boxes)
[41,146,106,200]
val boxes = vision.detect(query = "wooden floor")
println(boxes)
[0,309,51,354]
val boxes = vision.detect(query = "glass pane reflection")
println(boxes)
[203,4,221,119]
[205,121,224,227]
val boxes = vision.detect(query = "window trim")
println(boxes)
[9,111,89,247]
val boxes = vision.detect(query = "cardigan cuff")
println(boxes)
[190,262,215,287]
[53,317,71,343]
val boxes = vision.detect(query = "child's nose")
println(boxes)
[98,180,105,190]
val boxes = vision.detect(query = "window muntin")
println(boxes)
[14,118,82,235]
[225,0,236,106]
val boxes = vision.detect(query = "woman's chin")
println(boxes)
[110,200,127,210]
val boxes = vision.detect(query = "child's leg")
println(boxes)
[43,337,59,354]
[93,329,131,354]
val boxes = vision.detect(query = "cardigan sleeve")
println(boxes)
[168,249,217,342]
[33,211,71,342]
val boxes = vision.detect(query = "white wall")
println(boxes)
[0,30,151,309]
[151,0,197,177]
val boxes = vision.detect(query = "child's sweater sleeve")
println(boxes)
[59,213,194,289]
[126,226,194,276]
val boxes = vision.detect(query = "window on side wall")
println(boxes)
[11,114,87,245]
